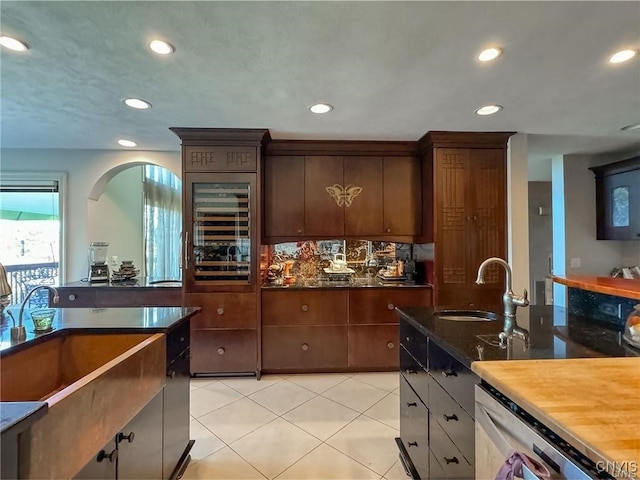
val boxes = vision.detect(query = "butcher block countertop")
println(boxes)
[472,357,640,472]
[553,274,640,300]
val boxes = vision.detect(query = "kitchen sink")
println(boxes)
[434,310,498,322]
[1,331,166,479]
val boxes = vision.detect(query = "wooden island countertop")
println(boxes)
[553,274,640,301]
[472,357,640,474]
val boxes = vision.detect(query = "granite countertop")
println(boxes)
[262,279,432,289]
[395,305,639,369]
[553,274,640,300]
[1,402,47,435]
[59,277,182,288]
[472,357,640,474]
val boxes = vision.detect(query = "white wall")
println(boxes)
[0,149,180,281]
[88,166,144,277]
[507,133,530,296]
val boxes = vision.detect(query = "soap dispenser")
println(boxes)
[623,304,640,349]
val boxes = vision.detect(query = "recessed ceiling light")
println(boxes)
[309,103,333,114]
[118,139,137,147]
[149,40,174,55]
[478,47,502,62]
[475,105,503,116]
[123,98,152,110]
[620,122,640,131]
[609,49,637,64]
[0,36,28,52]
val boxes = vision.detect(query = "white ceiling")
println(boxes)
[1,1,639,180]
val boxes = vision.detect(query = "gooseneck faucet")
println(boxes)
[476,257,529,340]
[11,286,60,341]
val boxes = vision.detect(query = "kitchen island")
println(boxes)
[0,306,199,480]
[395,304,638,479]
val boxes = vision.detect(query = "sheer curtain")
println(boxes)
[143,165,182,280]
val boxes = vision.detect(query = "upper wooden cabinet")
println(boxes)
[263,141,420,241]
[419,131,513,311]
[590,156,640,241]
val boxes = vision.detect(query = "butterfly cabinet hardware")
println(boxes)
[325,184,363,207]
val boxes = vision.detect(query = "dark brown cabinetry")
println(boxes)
[398,316,476,479]
[171,128,270,376]
[263,141,420,242]
[419,132,513,312]
[261,287,431,373]
[590,156,640,240]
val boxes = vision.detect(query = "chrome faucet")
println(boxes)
[476,257,529,339]
[10,286,60,341]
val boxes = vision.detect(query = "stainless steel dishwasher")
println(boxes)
[475,384,616,480]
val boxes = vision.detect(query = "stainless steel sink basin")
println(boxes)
[434,310,498,322]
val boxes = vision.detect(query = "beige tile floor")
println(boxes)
[184,372,410,480]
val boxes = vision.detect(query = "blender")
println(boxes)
[88,242,110,283]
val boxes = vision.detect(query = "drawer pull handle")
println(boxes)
[442,370,457,378]
[387,342,395,349]
[443,414,458,422]
[405,336,412,342]
[444,457,459,465]
[406,402,417,407]
[97,449,118,463]
[405,368,416,375]
[217,307,224,315]
[117,432,135,444]
[301,304,309,312]
[407,441,418,447]
[217,347,225,355]
[68,294,76,301]
[387,303,395,311]
[301,343,309,351]
[168,370,176,379]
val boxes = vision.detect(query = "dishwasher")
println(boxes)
[475,383,615,480]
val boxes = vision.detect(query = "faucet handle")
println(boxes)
[513,288,529,307]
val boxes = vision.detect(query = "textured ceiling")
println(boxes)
[1,1,639,180]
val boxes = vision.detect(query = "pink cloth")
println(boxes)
[495,452,551,480]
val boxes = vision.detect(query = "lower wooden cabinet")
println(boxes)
[262,325,348,371]
[348,324,397,368]
[186,292,258,375]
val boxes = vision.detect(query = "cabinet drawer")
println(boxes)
[53,289,96,308]
[399,376,429,480]
[262,326,347,371]
[166,319,191,363]
[428,341,476,417]
[428,375,474,465]
[349,288,431,325]
[190,329,257,374]
[97,288,181,307]
[429,418,474,479]
[348,325,398,369]
[187,293,257,329]
[399,320,427,368]
[262,290,348,326]
[400,346,428,402]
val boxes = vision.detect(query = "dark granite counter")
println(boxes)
[61,277,182,288]
[1,402,47,435]
[262,279,432,289]
[396,305,639,369]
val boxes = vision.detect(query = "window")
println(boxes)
[0,174,65,306]
[143,165,182,280]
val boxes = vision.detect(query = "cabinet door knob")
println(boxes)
[387,342,395,349]
[387,303,395,311]
[407,441,418,447]
[443,414,458,422]
[386,228,392,233]
[117,431,135,444]
[442,369,457,378]
[301,343,309,351]
[68,294,76,301]
[405,368,416,375]
[301,304,309,312]
[217,347,225,355]
[217,307,224,315]
[405,336,412,342]
[406,402,417,407]
[297,228,303,234]
[97,449,118,463]
[444,457,459,465]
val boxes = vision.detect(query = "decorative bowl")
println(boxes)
[31,308,56,332]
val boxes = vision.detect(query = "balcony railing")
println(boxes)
[4,262,59,308]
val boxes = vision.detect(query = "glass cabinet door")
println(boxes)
[186,174,255,289]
